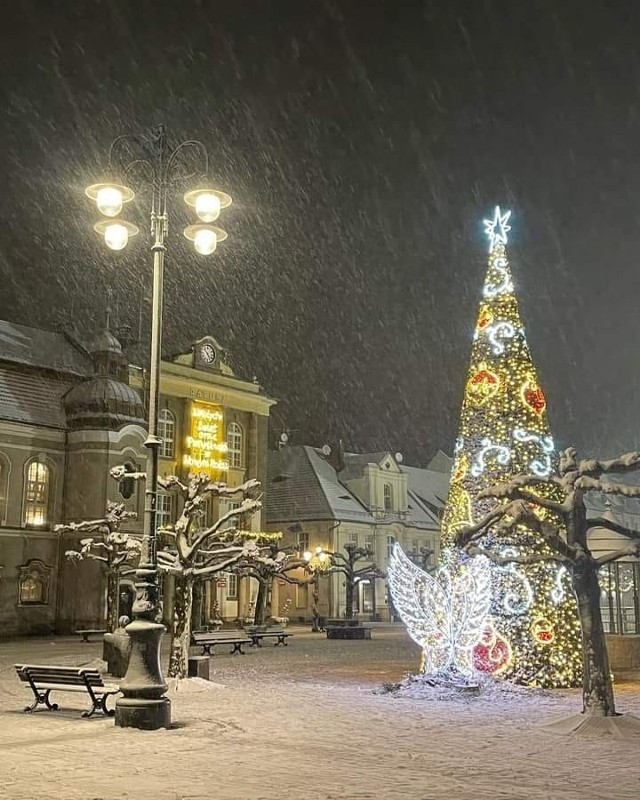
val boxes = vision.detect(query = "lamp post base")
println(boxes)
[114,618,171,730]
[115,696,171,730]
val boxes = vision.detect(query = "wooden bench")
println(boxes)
[14,664,119,717]
[248,627,293,647]
[191,631,252,655]
[74,629,108,643]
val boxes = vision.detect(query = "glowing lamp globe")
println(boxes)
[93,219,139,251]
[184,223,227,256]
[184,188,232,223]
[195,192,222,223]
[85,182,135,217]
[194,228,217,255]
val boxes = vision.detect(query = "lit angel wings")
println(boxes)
[388,544,491,677]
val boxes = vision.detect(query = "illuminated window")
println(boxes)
[600,562,640,635]
[18,559,51,605]
[157,491,173,529]
[24,460,51,528]
[227,422,243,469]
[158,409,175,459]
[383,483,393,511]
[227,573,238,599]
[364,533,374,554]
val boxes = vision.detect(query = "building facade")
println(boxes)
[0,322,275,638]
[265,445,449,622]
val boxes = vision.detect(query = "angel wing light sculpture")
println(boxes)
[388,544,491,679]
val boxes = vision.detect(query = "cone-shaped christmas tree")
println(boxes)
[441,207,582,688]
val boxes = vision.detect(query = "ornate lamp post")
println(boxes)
[85,124,231,730]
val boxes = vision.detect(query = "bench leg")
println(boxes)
[202,645,212,656]
[231,643,246,655]
[24,688,58,713]
[82,693,114,719]
[276,636,288,646]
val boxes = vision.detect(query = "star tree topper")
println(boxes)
[483,206,511,251]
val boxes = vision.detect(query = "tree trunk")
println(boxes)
[254,577,268,625]
[168,573,194,679]
[106,571,120,633]
[345,577,354,619]
[572,559,617,716]
[191,581,203,632]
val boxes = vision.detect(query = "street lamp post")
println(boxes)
[85,124,231,730]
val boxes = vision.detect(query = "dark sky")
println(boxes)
[1,0,640,464]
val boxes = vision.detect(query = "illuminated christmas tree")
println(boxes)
[440,207,582,688]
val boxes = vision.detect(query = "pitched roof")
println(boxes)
[267,446,374,524]
[0,366,74,428]
[0,320,91,377]
[401,464,450,519]
[267,445,445,530]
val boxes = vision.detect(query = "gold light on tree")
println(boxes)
[440,207,582,688]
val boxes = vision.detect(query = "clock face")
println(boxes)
[200,344,216,364]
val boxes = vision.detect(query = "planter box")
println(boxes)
[326,625,372,640]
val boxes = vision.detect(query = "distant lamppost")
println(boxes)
[303,547,332,631]
[85,124,231,730]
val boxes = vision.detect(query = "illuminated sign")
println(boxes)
[183,402,229,476]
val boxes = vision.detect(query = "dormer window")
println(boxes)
[383,483,393,511]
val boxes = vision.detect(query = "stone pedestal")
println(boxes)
[114,619,170,730]
[188,656,210,680]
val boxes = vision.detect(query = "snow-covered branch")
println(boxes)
[585,517,640,540]
[595,543,640,567]
[578,451,640,478]
[576,476,640,498]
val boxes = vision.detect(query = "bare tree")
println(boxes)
[230,542,301,625]
[457,447,640,721]
[328,543,386,619]
[57,502,141,632]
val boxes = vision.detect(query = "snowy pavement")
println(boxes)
[0,625,639,800]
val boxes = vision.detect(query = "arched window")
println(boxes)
[24,459,51,527]
[158,408,175,459]
[383,483,393,511]
[227,422,243,469]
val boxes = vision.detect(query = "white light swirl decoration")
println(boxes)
[470,438,511,477]
[495,547,534,616]
[486,321,516,354]
[550,565,568,603]
[483,257,514,298]
[513,428,555,477]
[388,544,491,678]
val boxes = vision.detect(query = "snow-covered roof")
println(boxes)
[267,445,445,530]
[0,366,73,428]
[0,320,91,377]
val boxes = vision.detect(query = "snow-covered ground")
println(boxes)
[0,625,639,800]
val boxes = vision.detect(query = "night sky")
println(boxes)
[1,0,639,465]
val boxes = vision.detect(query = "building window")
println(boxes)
[364,533,374,554]
[158,409,175,459]
[18,559,52,605]
[227,573,238,600]
[348,531,359,546]
[118,461,137,500]
[0,452,8,525]
[383,483,393,511]
[157,491,173,529]
[298,531,309,554]
[296,583,308,609]
[600,561,640,635]
[24,459,51,527]
[227,422,243,469]
[386,535,396,560]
